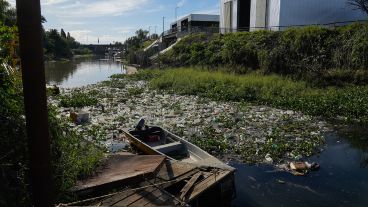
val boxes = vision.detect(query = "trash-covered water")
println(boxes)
[47,60,368,206]
[232,124,368,207]
[45,57,125,88]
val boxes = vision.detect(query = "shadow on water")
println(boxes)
[232,123,368,207]
[45,57,126,88]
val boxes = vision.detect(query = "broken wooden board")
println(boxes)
[74,153,166,195]
[180,172,202,201]
[156,160,197,181]
[90,181,182,207]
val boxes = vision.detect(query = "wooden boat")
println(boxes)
[123,125,235,171]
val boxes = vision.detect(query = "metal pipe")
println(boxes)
[15,0,54,206]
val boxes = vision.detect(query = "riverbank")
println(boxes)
[50,70,333,165]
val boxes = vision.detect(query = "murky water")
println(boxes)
[45,57,125,88]
[232,124,368,207]
[46,59,368,206]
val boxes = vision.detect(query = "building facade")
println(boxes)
[220,0,366,32]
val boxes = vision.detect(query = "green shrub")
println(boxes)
[59,91,98,108]
[157,23,368,84]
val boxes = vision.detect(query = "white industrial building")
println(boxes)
[220,0,367,32]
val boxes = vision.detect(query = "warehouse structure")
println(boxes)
[220,0,367,32]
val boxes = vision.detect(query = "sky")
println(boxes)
[7,0,220,44]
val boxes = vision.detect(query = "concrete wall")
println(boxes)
[279,0,366,28]
[220,0,238,33]
[267,0,281,30]
[250,0,266,29]
[250,0,281,31]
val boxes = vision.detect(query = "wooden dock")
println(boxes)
[63,154,235,207]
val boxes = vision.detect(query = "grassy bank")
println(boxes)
[122,68,368,123]
[157,23,368,86]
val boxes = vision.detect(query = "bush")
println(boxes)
[157,23,368,84]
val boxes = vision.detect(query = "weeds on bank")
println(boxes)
[148,68,368,122]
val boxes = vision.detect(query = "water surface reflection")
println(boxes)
[45,57,125,88]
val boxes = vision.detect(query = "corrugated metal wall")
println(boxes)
[279,0,366,27]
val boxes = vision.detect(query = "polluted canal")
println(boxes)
[46,60,368,207]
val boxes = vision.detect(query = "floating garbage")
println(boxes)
[289,161,320,176]
[51,78,329,165]
[70,111,90,125]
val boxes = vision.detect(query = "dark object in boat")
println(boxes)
[135,118,147,131]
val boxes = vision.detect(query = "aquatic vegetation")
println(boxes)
[59,91,98,107]
[127,87,144,97]
[148,68,368,123]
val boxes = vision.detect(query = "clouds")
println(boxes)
[8,0,220,44]
[177,0,186,7]
[41,0,150,17]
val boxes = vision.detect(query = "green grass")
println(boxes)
[59,91,98,108]
[143,39,155,48]
[129,68,368,122]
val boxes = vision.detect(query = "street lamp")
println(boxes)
[175,6,179,21]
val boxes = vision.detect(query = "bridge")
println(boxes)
[82,44,123,55]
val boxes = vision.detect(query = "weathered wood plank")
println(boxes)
[157,160,197,181]
[180,172,202,201]
[75,154,165,195]
[113,189,153,206]
[188,170,230,201]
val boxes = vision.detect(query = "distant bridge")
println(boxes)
[82,44,123,55]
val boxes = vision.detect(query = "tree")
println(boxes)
[60,29,67,39]
[347,0,368,15]
[0,0,16,26]
[135,29,149,40]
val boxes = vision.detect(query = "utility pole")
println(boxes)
[155,26,157,35]
[148,26,151,38]
[162,16,165,36]
[16,0,53,206]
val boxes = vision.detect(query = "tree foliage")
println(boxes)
[0,0,16,26]
[347,0,368,15]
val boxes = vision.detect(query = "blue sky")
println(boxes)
[7,0,219,44]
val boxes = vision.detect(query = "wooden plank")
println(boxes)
[157,160,197,181]
[96,190,137,206]
[144,189,178,207]
[129,188,162,206]
[188,170,231,201]
[113,188,154,206]
[74,154,165,194]
[180,172,202,201]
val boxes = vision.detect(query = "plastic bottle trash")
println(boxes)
[265,154,273,164]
